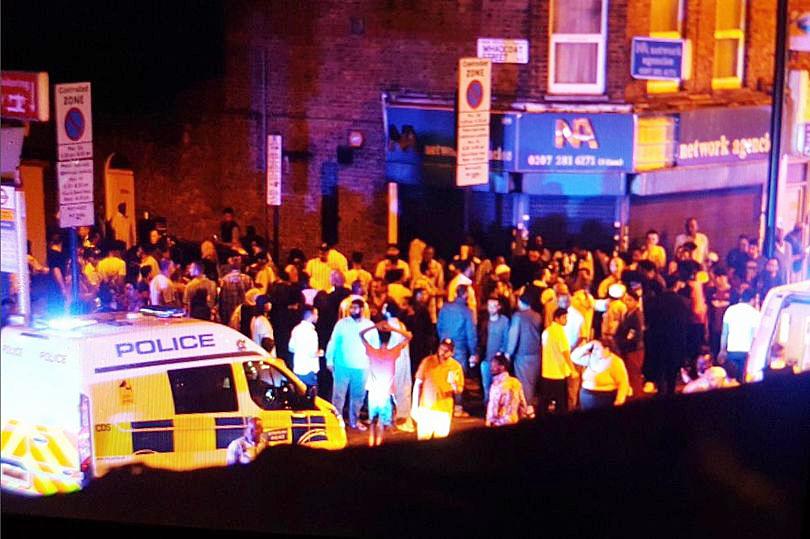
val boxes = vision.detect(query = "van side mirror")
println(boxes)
[305,385,317,402]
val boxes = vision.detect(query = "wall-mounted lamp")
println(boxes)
[348,130,364,149]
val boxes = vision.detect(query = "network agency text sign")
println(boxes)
[676,106,771,166]
[631,37,690,81]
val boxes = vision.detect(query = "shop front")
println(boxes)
[629,105,772,258]
[383,95,639,257]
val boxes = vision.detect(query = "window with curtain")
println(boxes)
[549,0,607,94]
[648,0,684,94]
[713,0,745,89]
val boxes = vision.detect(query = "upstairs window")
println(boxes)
[648,0,684,94]
[549,0,607,95]
[713,0,746,90]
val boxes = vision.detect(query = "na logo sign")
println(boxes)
[554,118,599,150]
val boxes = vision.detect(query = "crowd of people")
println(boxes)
[4,209,806,445]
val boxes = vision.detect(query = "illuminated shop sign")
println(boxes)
[384,106,636,183]
[385,106,517,185]
[517,113,635,172]
[676,106,772,166]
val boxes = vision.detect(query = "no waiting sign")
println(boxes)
[55,82,93,161]
[266,135,282,206]
[456,57,491,187]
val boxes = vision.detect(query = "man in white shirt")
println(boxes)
[149,258,177,306]
[674,217,709,264]
[110,202,135,249]
[288,305,320,388]
[251,295,275,355]
[719,287,760,382]
[558,291,585,410]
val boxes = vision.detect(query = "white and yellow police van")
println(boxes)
[746,281,810,382]
[0,310,346,496]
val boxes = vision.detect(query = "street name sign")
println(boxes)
[477,38,529,64]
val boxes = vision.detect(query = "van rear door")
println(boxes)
[1,331,83,495]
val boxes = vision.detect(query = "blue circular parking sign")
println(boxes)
[466,80,484,109]
[64,108,85,142]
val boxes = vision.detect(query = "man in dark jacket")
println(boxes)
[614,289,644,397]
[507,293,543,415]
[437,284,478,417]
[643,284,691,396]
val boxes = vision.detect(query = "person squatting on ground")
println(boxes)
[485,352,528,427]
[226,417,266,465]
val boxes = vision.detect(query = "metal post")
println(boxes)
[262,47,270,251]
[70,227,80,314]
[273,205,280,266]
[764,0,789,258]
[13,189,31,321]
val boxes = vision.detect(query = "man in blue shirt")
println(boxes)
[507,293,543,417]
[326,298,376,430]
[437,284,477,417]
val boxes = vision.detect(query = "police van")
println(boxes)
[0,310,346,496]
[746,281,810,381]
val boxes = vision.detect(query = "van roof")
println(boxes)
[2,313,272,377]
[7,312,210,340]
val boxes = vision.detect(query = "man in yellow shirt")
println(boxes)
[96,241,127,284]
[541,308,577,414]
[641,229,667,271]
[411,338,464,440]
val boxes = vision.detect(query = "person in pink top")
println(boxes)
[359,321,412,446]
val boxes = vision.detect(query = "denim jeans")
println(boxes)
[452,351,468,409]
[579,388,616,411]
[480,360,492,405]
[296,371,318,388]
[393,351,412,420]
[514,355,540,407]
[332,367,368,427]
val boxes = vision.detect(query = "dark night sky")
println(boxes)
[1,0,224,114]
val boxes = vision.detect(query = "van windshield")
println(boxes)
[767,297,810,373]
[243,361,313,411]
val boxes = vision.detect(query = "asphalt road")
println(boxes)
[346,377,487,446]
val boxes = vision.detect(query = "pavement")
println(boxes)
[345,377,487,446]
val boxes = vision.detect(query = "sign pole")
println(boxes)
[55,82,94,318]
[764,0,789,258]
[69,227,80,314]
[13,189,30,321]
[266,134,282,267]
[273,206,280,267]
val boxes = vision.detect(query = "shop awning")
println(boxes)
[630,161,766,196]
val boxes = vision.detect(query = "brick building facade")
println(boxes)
[67,0,810,263]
